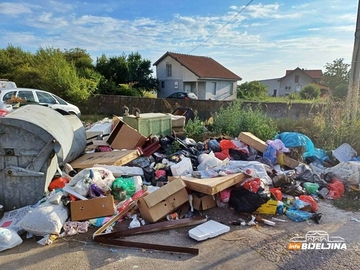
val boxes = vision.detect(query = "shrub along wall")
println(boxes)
[78,95,324,120]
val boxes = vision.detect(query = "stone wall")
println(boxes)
[78,95,324,120]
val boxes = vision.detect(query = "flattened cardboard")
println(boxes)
[238,132,300,169]
[192,193,217,211]
[70,150,140,170]
[138,179,189,223]
[70,196,115,221]
[106,120,146,150]
[177,173,248,195]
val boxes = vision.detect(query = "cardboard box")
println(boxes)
[138,178,189,223]
[192,193,217,211]
[106,120,147,150]
[70,196,115,221]
[256,200,278,215]
[176,173,249,195]
[238,132,300,169]
[70,149,140,170]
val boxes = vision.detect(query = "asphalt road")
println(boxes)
[2,201,360,270]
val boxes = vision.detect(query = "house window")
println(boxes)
[295,75,299,83]
[229,83,234,95]
[166,64,172,77]
[174,81,178,89]
[212,82,217,95]
[161,81,165,88]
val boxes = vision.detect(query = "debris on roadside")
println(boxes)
[1,107,360,254]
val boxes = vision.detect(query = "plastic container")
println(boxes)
[123,113,172,136]
[0,105,86,211]
[189,220,230,241]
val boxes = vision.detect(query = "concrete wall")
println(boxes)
[78,95,324,120]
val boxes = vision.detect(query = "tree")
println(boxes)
[0,45,33,82]
[299,84,320,100]
[95,52,157,96]
[237,81,268,100]
[322,58,350,99]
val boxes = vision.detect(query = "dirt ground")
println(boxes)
[2,200,360,270]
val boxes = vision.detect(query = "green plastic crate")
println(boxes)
[123,113,172,136]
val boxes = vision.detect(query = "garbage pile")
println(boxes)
[1,111,360,253]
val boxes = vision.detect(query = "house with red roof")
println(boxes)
[153,52,242,100]
[258,67,329,97]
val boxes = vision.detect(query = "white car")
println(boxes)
[0,88,81,116]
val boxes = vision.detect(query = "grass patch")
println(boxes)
[331,191,360,212]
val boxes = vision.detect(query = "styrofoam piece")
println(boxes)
[332,143,357,162]
[86,122,112,139]
[189,220,230,241]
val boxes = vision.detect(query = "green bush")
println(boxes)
[212,100,278,141]
[300,84,320,100]
[185,114,207,142]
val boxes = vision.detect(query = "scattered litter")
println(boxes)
[350,217,360,223]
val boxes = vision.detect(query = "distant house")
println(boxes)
[153,52,241,100]
[258,67,329,97]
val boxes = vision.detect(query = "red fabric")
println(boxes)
[299,195,318,212]
[270,187,282,201]
[214,151,228,160]
[219,140,236,150]
[48,177,69,191]
[327,178,345,199]
[242,178,262,193]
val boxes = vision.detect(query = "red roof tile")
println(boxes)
[154,52,241,80]
[285,68,323,79]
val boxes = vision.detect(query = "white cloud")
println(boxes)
[0,2,32,16]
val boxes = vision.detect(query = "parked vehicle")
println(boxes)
[0,88,81,116]
[166,92,198,100]
[0,80,17,90]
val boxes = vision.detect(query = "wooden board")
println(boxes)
[238,132,300,169]
[177,173,249,195]
[70,150,140,169]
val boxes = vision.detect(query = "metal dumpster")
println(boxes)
[0,105,86,211]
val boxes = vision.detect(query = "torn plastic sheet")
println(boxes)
[227,161,273,186]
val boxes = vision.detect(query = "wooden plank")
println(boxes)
[238,132,300,168]
[178,173,249,195]
[70,149,140,170]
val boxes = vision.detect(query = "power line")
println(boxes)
[187,0,254,54]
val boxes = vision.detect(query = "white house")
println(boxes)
[258,67,329,97]
[153,52,241,100]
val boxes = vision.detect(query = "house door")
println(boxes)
[184,84,191,92]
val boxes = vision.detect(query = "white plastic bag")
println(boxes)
[0,228,23,252]
[19,202,69,236]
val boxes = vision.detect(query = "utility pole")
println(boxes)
[347,0,360,121]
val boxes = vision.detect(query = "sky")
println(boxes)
[0,0,358,83]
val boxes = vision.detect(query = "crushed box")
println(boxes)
[138,178,189,223]
[106,119,147,150]
[70,196,115,221]
[192,193,217,211]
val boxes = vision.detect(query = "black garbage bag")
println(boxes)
[229,187,270,213]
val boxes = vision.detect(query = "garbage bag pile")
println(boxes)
[1,123,359,252]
